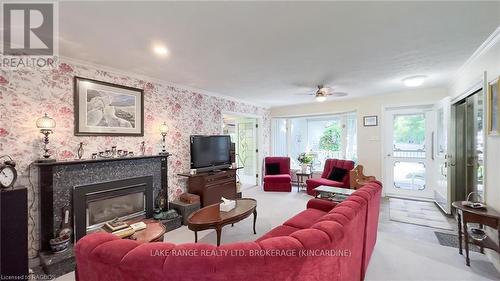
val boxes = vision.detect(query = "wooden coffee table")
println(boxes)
[129,219,166,242]
[187,198,257,246]
[97,218,166,242]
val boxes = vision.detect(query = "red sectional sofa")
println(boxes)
[263,157,292,192]
[306,159,355,196]
[75,181,382,281]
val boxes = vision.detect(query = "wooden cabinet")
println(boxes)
[180,169,237,207]
[0,188,28,281]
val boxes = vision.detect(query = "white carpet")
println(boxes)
[55,186,499,281]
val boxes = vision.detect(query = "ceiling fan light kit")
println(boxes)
[315,95,327,102]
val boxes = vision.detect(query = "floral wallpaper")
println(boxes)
[0,60,270,257]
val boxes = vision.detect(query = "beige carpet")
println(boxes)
[389,198,454,230]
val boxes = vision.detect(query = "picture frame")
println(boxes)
[74,77,144,136]
[363,115,378,127]
[487,77,499,136]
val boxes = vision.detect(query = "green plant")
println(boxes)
[319,124,342,151]
[297,152,313,164]
[394,114,425,144]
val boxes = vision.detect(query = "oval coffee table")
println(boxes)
[187,198,257,246]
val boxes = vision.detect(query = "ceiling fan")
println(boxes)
[296,85,348,102]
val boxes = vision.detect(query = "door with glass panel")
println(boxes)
[433,97,451,213]
[236,119,258,185]
[385,107,435,199]
[223,116,259,185]
[449,90,485,205]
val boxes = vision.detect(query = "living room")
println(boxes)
[0,1,499,281]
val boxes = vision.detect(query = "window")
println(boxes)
[271,112,357,171]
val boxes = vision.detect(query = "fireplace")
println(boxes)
[73,176,154,242]
[35,155,167,252]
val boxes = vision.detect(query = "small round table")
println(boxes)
[296,172,313,192]
[129,219,166,242]
[99,218,166,243]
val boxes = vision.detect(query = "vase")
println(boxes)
[301,164,309,173]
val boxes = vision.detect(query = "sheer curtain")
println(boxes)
[271,112,357,171]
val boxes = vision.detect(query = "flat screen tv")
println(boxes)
[190,135,231,172]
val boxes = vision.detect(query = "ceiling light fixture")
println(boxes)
[403,75,426,87]
[153,45,169,57]
[315,95,327,102]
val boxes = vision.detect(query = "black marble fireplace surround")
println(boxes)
[35,155,168,252]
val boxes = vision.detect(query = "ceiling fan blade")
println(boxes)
[293,93,315,96]
[330,92,348,97]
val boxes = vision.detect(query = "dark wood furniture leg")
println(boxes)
[194,231,198,243]
[462,220,470,266]
[253,209,257,234]
[457,212,462,255]
[452,201,500,267]
[479,223,484,254]
[216,226,222,246]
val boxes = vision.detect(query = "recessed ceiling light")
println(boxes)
[153,45,169,57]
[403,75,426,87]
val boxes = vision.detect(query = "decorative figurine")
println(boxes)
[140,141,146,156]
[77,142,85,159]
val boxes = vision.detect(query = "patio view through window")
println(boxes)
[392,113,426,190]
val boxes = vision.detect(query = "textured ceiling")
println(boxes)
[58,1,500,107]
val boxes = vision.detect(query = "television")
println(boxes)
[190,135,232,172]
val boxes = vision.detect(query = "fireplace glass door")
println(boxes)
[87,191,145,229]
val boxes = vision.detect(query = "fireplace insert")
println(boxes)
[73,176,154,242]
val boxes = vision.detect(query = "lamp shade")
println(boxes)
[159,122,168,135]
[36,113,56,130]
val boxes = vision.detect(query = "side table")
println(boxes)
[170,200,201,225]
[452,201,500,266]
[296,172,313,192]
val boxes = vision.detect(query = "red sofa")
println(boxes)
[306,159,355,196]
[75,181,382,281]
[263,157,292,192]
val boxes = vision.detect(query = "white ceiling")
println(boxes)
[59,1,500,107]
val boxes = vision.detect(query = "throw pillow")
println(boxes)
[328,168,348,182]
[266,163,281,175]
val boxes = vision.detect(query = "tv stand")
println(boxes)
[209,169,223,174]
[178,169,237,207]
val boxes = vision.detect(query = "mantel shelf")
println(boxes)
[32,154,171,167]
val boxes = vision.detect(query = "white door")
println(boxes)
[384,107,435,199]
[433,97,452,213]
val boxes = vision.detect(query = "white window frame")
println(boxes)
[271,111,357,172]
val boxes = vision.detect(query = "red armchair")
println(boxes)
[306,159,355,196]
[263,157,292,192]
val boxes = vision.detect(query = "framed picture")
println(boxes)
[363,115,378,127]
[74,77,144,136]
[487,77,499,136]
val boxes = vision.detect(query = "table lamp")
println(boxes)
[159,122,168,155]
[36,113,56,161]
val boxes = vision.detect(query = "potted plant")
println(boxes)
[297,152,313,173]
